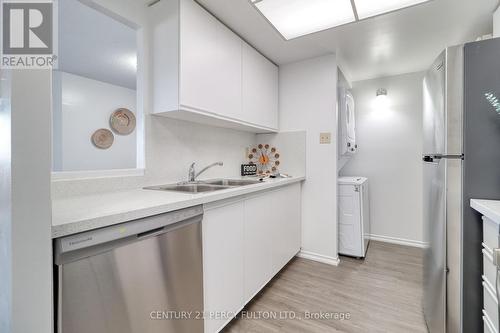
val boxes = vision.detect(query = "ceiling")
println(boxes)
[197,0,499,82]
[59,0,137,89]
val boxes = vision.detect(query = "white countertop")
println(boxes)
[52,177,304,238]
[471,199,500,225]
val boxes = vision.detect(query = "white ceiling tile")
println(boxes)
[254,0,355,40]
[354,0,431,20]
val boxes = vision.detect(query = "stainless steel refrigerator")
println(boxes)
[423,39,500,333]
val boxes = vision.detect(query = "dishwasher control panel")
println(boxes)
[55,205,203,255]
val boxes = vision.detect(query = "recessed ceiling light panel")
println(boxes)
[253,0,356,40]
[354,0,431,19]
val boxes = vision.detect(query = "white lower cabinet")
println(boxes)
[273,184,301,273]
[202,183,302,333]
[482,216,500,333]
[202,199,245,333]
[244,193,274,300]
[263,184,302,276]
[244,184,301,300]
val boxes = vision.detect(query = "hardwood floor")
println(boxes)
[223,241,427,333]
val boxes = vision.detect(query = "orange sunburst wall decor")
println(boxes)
[248,144,280,175]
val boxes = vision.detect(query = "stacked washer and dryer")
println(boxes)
[337,69,357,172]
[337,69,371,258]
[339,90,357,156]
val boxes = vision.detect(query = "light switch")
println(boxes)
[320,132,331,144]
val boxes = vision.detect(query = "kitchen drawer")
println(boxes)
[484,310,498,333]
[483,216,500,251]
[483,248,497,288]
[483,280,499,333]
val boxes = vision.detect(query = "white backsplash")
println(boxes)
[52,116,308,198]
[255,131,306,178]
[51,116,255,198]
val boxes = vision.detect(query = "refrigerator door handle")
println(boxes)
[431,154,464,160]
[423,155,435,163]
[422,154,464,163]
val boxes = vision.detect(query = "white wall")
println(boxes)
[53,71,137,171]
[341,72,425,246]
[10,70,53,333]
[58,0,138,90]
[279,54,339,263]
[494,6,500,37]
[51,0,258,197]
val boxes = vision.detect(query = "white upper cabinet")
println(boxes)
[151,0,278,133]
[213,22,242,120]
[242,42,279,130]
[179,0,218,113]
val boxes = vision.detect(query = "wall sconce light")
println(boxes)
[376,88,387,97]
[374,88,389,110]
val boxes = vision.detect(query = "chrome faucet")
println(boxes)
[188,161,224,182]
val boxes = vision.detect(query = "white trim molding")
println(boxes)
[368,234,428,249]
[297,250,341,266]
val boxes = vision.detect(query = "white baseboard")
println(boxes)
[297,250,340,266]
[369,234,428,249]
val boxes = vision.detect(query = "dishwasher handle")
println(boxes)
[137,226,166,239]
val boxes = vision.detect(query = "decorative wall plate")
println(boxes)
[110,108,136,135]
[248,144,280,175]
[91,128,114,149]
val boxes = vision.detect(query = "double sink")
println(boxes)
[145,179,262,194]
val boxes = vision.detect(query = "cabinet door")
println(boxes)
[214,22,242,119]
[244,193,273,301]
[203,200,245,333]
[242,42,279,129]
[272,183,301,273]
[180,0,218,112]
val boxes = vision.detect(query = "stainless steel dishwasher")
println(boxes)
[54,206,204,333]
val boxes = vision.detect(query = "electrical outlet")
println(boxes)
[320,132,331,144]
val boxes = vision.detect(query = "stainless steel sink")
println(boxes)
[144,184,231,193]
[201,179,262,186]
[144,179,262,193]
